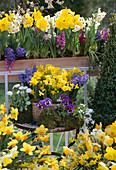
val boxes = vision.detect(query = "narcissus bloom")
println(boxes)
[34,125,48,135]
[20,142,36,155]
[10,107,19,120]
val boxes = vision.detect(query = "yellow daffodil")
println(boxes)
[2,124,14,135]
[10,107,19,120]
[20,142,36,155]
[0,103,7,114]
[34,125,48,135]
[7,139,18,148]
[0,17,11,31]
[3,157,12,167]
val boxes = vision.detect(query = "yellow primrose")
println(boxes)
[34,125,48,135]
[20,142,36,155]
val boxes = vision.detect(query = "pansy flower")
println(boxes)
[65,104,74,114]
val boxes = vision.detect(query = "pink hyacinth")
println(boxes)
[102,27,110,42]
[56,32,65,50]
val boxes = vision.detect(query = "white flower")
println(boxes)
[72,25,81,32]
[12,84,20,89]
[7,91,13,96]
[23,86,28,90]
[26,88,32,93]
[19,86,25,90]
[16,90,20,94]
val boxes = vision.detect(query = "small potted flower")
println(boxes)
[7,83,32,123]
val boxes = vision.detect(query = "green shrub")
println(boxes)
[89,14,116,129]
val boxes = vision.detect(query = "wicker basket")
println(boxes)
[32,103,58,121]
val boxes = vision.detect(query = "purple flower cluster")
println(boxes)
[79,30,86,45]
[19,66,37,85]
[95,28,110,43]
[95,30,103,42]
[56,32,65,50]
[16,47,26,57]
[71,73,89,87]
[4,47,16,72]
[36,98,52,110]
[58,94,74,114]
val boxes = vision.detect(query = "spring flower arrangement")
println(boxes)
[19,64,89,103]
[0,103,61,170]
[0,3,109,71]
[36,94,95,130]
[59,120,116,170]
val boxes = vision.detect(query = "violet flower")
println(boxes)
[71,74,89,87]
[95,30,103,42]
[56,32,65,50]
[58,93,69,102]
[44,98,52,107]
[19,66,37,85]
[79,30,86,45]
[16,47,26,57]
[65,104,74,114]
[102,28,110,42]
[61,98,72,107]
[4,47,16,72]
[35,100,46,110]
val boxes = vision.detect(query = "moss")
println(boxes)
[16,105,33,124]
[37,109,84,129]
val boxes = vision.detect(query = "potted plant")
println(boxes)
[18,64,89,123]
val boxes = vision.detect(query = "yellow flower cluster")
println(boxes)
[30,64,84,101]
[55,9,83,30]
[60,121,116,169]
[0,103,58,169]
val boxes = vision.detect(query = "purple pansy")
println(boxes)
[58,93,69,102]
[44,98,52,107]
[65,104,74,114]
[61,98,72,107]
[35,100,46,110]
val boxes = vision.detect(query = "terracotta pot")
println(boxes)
[0,56,99,83]
[32,103,58,121]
